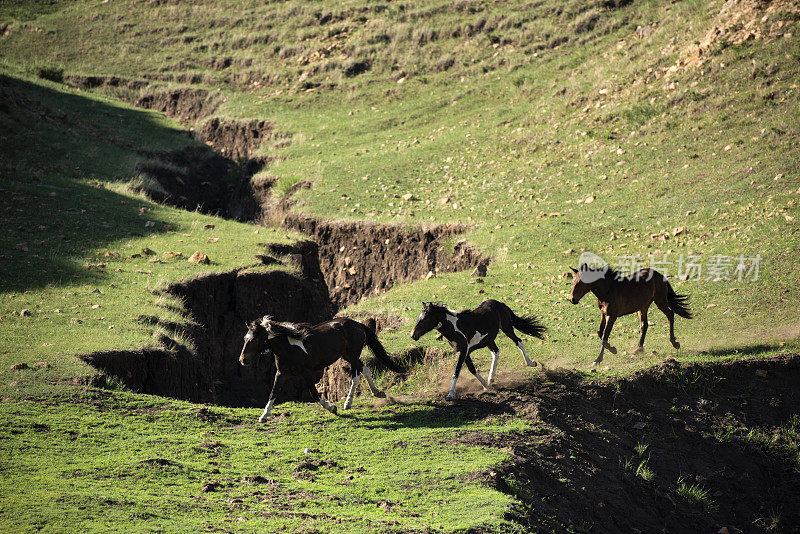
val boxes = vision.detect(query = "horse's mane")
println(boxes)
[604,266,621,280]
[258,315,309,339]
[423,301,455,314]
[579,263,619,281]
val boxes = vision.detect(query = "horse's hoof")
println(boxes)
[605,344,617,355]
[633,346,644,356]
[527,360,538,368]
[672,341,681,349]
[375,391,387,399]
[258,416,269,424]
[329,406,338,415]
[446,394,455,401]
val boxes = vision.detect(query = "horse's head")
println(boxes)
[569,264,607,304]
[239,320,269,366]
[411,302,445,341]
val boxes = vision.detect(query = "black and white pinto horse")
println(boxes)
[240,316,405,421]
[411,299,546,400]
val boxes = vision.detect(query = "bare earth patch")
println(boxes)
[441,353,800,532]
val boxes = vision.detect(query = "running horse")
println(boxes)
[569,264,692,366]
[239,316,405,421]
[411,299,546,399]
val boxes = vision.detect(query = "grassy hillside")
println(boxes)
[1,0,799,531]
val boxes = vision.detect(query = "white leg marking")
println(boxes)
[447,376,458,400]
[488,351,499,384]
[318,397,338,414]
[517,341,537,367]
[474,372,490,391]
[287,337,307,354]
[343,373,361,410]
[362,366,386,397]
[258,399,274,422]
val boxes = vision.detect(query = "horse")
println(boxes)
[410,299,546,400]
[568,264,692,366]
[239,316,405,421]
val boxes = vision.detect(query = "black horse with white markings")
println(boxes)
[240,316,405,421]
[411,299,545,399]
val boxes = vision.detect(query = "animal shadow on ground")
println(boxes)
[701,342,786,358]
[348,394,516,431]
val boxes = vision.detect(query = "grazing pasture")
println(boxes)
[1,0,799,531]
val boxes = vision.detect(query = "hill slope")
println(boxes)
[1,0,799,531]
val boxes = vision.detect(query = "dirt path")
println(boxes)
[419,354,800,533]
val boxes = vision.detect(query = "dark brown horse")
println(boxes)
[239,316,404,421]
[569,265,692,366]
[411,299,546,399]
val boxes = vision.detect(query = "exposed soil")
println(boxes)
[135,146,243,216]
[442,354,800,533]
[679,0,800,70]
[65,76,281,162]
[132,88,277,160]
[283,213,489,309]
[63,73,488,405]
[134,87,219,123]
[63,74,149,92]
[197,117,275,161]
[82,255,333,406]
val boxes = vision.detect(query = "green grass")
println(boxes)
[0,75,296,386]
[635,459,655,482]
[0,393,529,533]
[675,475,717,513]
[714,414,800,468]
[1,0,800,531]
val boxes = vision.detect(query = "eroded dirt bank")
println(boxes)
[283,213,488,308]
[82,242,334,406]
[68,76,487,405]
[453,354,800,533]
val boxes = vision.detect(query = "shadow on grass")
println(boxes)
[0,74,196,293]
[349,395,516,430]
[699,343,787,358]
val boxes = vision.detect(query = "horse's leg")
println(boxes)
[500,322,536,367]
[361,364,387,399]
[258,371,282,423]
[597,314,606,339]
[302,373,338,415]
[342,363,361,411]
[655,297,679,349]
[634,308,648,355]
[447,349,468,400]
[463,353,490,392]
[487,341,500,385]
[595,315,617,366]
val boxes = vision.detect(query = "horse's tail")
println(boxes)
[361,324,406,374]
[666,282,693,319]
[510,309,546,339]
